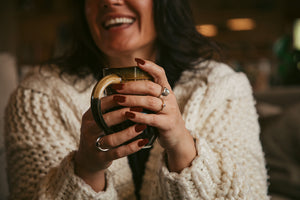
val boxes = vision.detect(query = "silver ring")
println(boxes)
[157,97,166,113]
[96,135,109,152]
[160,87,170,97]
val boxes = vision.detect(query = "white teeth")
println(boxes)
[105,17,134,27]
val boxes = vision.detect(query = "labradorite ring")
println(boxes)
[159,87,170,97]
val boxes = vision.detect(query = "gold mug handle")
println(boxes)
[91,74,122,134]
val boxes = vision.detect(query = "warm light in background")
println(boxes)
[227,18,256,31]
[294,19,300,50]
[196,24,218,37]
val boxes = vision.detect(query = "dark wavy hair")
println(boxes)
[50,0,220,87]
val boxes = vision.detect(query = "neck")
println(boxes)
[107,44,157,68]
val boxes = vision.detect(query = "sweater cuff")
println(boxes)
[37,151,118,200]
[159,136,219,199]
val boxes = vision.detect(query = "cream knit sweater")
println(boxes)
[5,61,269,200]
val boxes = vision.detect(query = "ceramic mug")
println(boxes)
[91,66,158,148]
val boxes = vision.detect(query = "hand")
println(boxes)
[75,106,149,191]
[110,58,197,172]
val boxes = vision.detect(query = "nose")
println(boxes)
[101,0,123,8]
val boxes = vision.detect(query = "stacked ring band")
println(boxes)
[157,97,166,113]
[96,135,110,152]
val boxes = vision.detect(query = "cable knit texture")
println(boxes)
[5,61,269,199]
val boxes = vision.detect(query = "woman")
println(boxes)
[5,0,269,199]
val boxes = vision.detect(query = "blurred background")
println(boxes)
[0,0,300,199]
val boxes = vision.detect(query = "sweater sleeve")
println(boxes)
[5,87,118,200]
[157,72,269,199]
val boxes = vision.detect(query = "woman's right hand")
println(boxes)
[74,95,148,192]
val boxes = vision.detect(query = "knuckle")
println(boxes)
[125,127,136,139]
[113,148,123,159]
[105,136,114,148]
[120,109,129,120]
[127,143,136,153]
[148,97,157,108]
[150,114,158,126]
[158,67,165,74]
[147,82,157,94]
[153,67,166,83]
[102,113,110,125]
[128,97,136,107]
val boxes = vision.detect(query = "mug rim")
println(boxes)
[102,66,152,80]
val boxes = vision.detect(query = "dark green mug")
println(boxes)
[91,66,157,148]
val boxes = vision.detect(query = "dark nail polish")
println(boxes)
[135,124,147,132]
[130,107,143,112]
[135,58,145,65]
[113,95,126,103]
[111,84,124,90]
[138,138,149,147]
[125,111,135,119]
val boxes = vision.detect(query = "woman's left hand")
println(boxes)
[112,58,197,172]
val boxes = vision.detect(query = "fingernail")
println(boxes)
[130,107,143,112]
[138,138,149,147]
[111,84,124,90]
[135,58,145,65]
[125,111,135,119]
[135,124,147,132]
[113,95,126,103]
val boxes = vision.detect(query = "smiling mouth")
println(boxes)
[103,17,135,29]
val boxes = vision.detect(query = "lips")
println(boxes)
[103,17,135,29]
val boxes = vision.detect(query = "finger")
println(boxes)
[102,107,131,127]
[100,124,147,149]
[135,58,171,89]
[113,95,165,113]
[111,81,162,97]
[105,138,149,161]
[124,111,170,130]
[100,95,119,112]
